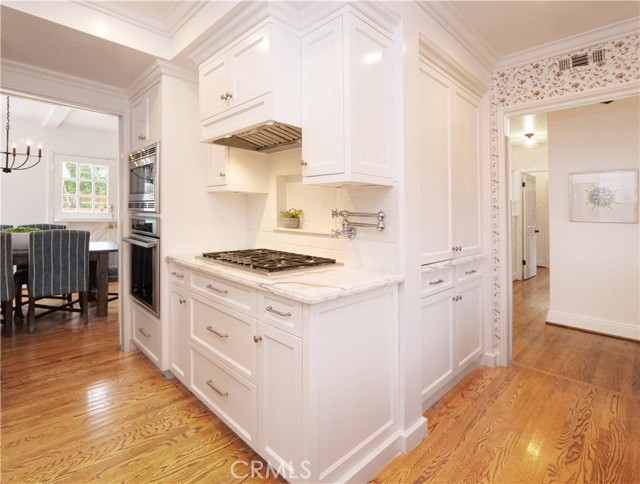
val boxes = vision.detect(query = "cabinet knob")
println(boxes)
[138,135,146,141]
[225,91,233,99]
[253,335,263,343]
[219,172,226,177]
[300,160,308,167]
[179,298,186,304]
[220,93,226,100]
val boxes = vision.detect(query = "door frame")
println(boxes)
[495,82,638,366]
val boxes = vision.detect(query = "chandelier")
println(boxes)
[1,96,42,173]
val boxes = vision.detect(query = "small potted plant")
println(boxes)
[280,208,303,229]
[1,226,41,249]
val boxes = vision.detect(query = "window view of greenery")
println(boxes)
[62,162,109,213]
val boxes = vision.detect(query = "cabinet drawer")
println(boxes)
[191,347,257,448]
[191,294,257,383]
[168,263,188,285]
[455,260,483,284]
[132,304,161,365]
[258,292,303,337]
[421,267,454,297]
[190,271,257,317]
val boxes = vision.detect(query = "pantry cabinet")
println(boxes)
[421,259,483,408]
[419,60,482,264]
[301,9,396,186]
[130,81,161,151]
[167,260,399,482]
[199,21,300,142]
[205,144,269,193]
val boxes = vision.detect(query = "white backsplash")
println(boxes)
[246,148,398,272]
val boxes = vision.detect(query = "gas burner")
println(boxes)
[202,249,337,274]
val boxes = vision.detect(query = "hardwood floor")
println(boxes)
[2,272,638,483]
[372,268,640,484]
[1,289,282,484]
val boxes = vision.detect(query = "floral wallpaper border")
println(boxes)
[489,33,640,352]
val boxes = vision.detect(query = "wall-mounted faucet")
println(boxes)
[330,209,385,239]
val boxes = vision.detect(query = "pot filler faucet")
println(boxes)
[331,209,385,239]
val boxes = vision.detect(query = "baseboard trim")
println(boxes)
[480,352,498,367]
[398,416,429,453]
[422,358,480,412]
[546,310,640,341]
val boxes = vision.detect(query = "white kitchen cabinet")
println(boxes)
[301,9,396,186]
[130,81,161,151]
[166,260,399,482]
[169,284,190,386]
[132,302,161,366]
[256,320,303,477]
[205,144,269,193]
[199,22,300,142]
[419,60,482,264]
[421,260,483,408]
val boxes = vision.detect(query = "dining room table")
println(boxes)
[12,240,118,318]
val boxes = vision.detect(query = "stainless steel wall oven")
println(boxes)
[123,216,160,316]
[128,142,159,213]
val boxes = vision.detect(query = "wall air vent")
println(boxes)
[558,49,605,71]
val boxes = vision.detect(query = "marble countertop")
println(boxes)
[421,254,485,273]
[166,253,404,304]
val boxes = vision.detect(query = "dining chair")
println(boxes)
[26,230,91,333]
[15,223,68,317]
[0,225,13,230]
[1,232,15,337]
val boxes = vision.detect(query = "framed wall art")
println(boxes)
[569,170,639,223]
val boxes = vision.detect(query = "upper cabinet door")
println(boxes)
[199,54,229,121]
[452,88,481,259]
[420,63,454,264]
[301,16,345,177]
[130,82,161,151]
[346,14,394,179]
[227,25,272,109]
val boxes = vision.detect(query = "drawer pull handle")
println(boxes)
[429,279,444,286]
[206,284,228,294]
[465,269,477,275]
[206,325,228,338]
[206,379,229,397]
[171,271,184,279]
[266,305,291,317]
[138,328,150,338]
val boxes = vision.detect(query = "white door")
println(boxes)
[522,173,537,279]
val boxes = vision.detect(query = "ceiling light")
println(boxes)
[523,132,537,149]
[1,96,43,173]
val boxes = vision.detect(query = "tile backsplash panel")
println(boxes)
[246,148,398,272]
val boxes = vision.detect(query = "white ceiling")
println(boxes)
[0,1,638,134]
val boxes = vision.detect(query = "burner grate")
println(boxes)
[202,249,336,273]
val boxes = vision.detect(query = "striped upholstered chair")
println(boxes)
[26,230,91,333]
[1,232,15,337]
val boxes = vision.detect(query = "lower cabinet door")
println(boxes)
[421,288,455,403]
[256,321,303,481]
[454,280,483,369]
[169,284,190,385]
[191,346,257,449]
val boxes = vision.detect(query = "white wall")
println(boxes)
[547,96,639,339]
[0,115,118,226]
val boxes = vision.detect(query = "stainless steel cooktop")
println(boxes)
[202,248,337,274]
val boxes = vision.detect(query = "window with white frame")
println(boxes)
[53,154,116,220]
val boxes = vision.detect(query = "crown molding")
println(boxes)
[416,0,498,73]
[164,1,209,38]
[496,17,640,70]
[419,35,489,97]
[0,59,128,115]
[71,0,170,37]
[126,59,198,99]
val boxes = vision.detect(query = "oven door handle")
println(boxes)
[122,236,158,249]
